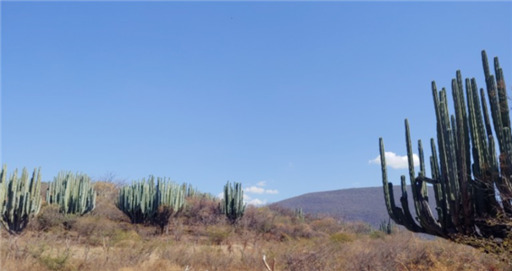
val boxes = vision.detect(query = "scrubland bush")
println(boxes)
[33,204,72,231]
[91,182,128,222]
[241,206,276,234]
[343,220,374,235]
[207,226,231,245]
[309,216,343,235]
[330,232,355,243]
[1,184,509,271]
[39,249,71,271]
[182,196,223,226]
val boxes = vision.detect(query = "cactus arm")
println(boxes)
[0,166,41,234]
[117,176,185,228]
[379,51,512,253]
[222,181,246,224]
[46,172,96,215]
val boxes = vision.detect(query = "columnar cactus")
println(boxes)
[222,181,246,224]
[379,51,512,255]
[295,208,305,222]
[46,171,96,215]
[0,165,42,234]
[0,166,6,219]
[182,183,200,198]
[117,176,185,231]
[117,176,156,224]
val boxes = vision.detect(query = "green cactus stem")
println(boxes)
[222,181,246,224]
[379,51,512,255]
[46,171,96,215]
[0,165,42,234]
[117,176,185,233]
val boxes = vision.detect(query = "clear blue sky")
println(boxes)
[2,2,511,205]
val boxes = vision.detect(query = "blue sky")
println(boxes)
[1,2,511,205]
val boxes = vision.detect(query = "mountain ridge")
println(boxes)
[272,185,436,228]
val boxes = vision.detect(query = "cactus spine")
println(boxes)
[0,165,42,234]
[117,176,185,231]
[379,51,512,254]
[46,171,96,215]
[222,181,246,224]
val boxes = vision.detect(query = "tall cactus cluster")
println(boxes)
[379,51,512,253]
[222,181,246,224]
[0,165,42,234]
[117,176,185,226]
[46,171,96,215]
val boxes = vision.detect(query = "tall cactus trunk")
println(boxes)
[46,171,96,215]
[223,181,246,224]
[117,176,185,233]
[379,51,512,256]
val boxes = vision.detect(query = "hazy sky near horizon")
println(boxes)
[2,1,511,205]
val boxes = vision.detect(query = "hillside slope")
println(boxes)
[273,185,436,228]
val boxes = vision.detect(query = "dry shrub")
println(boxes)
[280,239,335,271]
[112,229,141,247]
[39,249,73,271]
[2,226,508,271]
[93,181,118,199]
[336,233,508,271]
[207,226,231,245]
[140,259,184,271]
[71,215,121,245]
[343,220,373,234]
[182,196,222,226]
[268,221,317,241]
[91,181,128,222]
[241,206,276,234]
[267,204,296,217]
[2,199,510,271]
[309,216,343,235]
[162,244,237,271]
[330,232,355,243]
[290,222,315,239]
[242,206,329,241]
[31,204,72,231]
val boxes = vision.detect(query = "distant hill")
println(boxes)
[273,185,436,228]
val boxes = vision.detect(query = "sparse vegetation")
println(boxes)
[1,181,509,270]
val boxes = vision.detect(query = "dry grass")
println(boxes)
[1,182,509,271]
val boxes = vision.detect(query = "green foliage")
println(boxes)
[379,51,512,254]
[329,232,354,243]
[39,250,71,271]
[0,165,42,234]
[221,181,246,224]
[117,176,185,232]
[46,171,96,215]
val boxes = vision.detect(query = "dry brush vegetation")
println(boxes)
[0,181,509,271]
